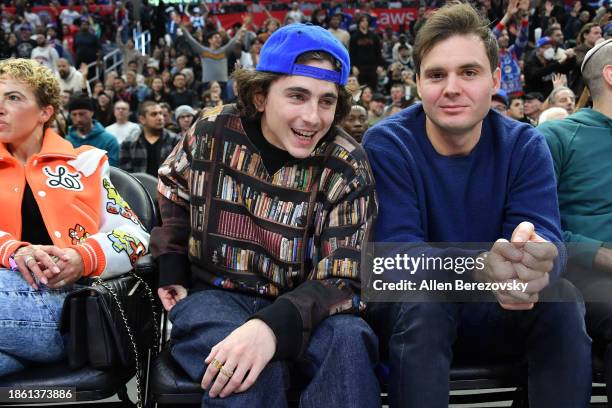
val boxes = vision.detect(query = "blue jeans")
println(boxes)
[0,269,71,377]
[366,279,592,408]
[169,288,381,408]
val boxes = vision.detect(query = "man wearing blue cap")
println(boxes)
[150,23,380,407]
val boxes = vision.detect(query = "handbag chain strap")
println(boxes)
[93,272,160,408]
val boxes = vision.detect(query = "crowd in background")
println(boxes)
[0,0,610,170]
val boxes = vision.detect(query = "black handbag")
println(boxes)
[60,272,159,368]
[60,271,159,406]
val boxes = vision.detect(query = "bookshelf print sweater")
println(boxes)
[151,105,378,359]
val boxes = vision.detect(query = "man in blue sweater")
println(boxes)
[363,3,591,407]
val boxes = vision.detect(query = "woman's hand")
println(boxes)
[45,248,84,289]
[158,285,188,311]
[201,319,276,398]
[13,245,69,290]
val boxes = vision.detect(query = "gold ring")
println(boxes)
[23,255,36,265]
[210,358,233,377]
[210,358,223,371]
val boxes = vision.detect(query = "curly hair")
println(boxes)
[232,51,351,126]
[0,58,60,128]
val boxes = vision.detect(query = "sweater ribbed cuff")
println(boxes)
[249,298,303,360]
[158,253,191,287]
[0,240,29,268]
[71,239,106,277]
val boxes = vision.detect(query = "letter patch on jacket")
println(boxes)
[43,165,83,191]
[69,224,90,245]
[103,179,145,229]
[107,229,146,265]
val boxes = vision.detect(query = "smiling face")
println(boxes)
[0,77,53,146]
[416,34,500,154]
[255,60,339,159]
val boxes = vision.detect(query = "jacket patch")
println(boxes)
[107,229,146,265]
[67,149,107,177]
[43,165,83,191]
[103,179,145,228]
[69,224,90,245]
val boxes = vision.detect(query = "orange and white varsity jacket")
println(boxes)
[0,129,149,279]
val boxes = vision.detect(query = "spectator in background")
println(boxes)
[66,94,119,166]
[158,102,179,134]
[524,92,545,126]
[368,92,386,126]
[341,104,369,143]
[73,20,100,71]
[180,68,203,97]
[94,92,115,127]
[16,24,36,58]
[394,44,414,71]
[571,23,603,95]
[286,2,305,24]
[56,58,91,95]
[508,95,529,123]
[174,105,197,138]
[359,86,373,109]
[524,36,576,98]
[349,14,383,90]
[112,76,138,113]
[179,18,248,92]
[239,37,263,71]
[119,101,180,176]
[539,38,612,405]
[401,69,419,105]
[106,100,140,145]
[388,83,409,109]
[31,34,60,73]
[116,26,144,74]
[548,86,576,114]
[169,72,198,110]
[491,90,509,115]
[493,0,529,96]
[328,13,349,49]
[537,106,570,124]
[144,76,171,105]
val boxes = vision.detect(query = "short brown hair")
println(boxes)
[232,51,351,126]
[412,2,498,75]
[0,58,60,128]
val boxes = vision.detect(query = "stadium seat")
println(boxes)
[0,167,159,407]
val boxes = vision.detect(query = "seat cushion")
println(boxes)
[0,361,134,401]
[151,348,527,404]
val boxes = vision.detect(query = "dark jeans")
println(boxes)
[567,265,612,406]
[169,288,381,408]
[366,279,592,408]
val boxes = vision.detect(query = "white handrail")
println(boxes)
[86,30,151,88]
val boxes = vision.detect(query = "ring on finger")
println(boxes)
[210,358,233,378]
[210,358,224,371]
[219,366,234,378]
[23,255,36,265]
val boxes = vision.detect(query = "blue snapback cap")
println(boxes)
[256,23,350,86]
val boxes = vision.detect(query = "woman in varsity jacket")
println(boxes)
[151,24,380,407]
[0,59,150,377]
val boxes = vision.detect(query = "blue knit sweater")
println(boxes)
[363,104,565,280]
